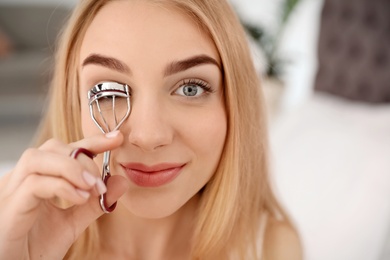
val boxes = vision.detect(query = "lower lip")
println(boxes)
[123,165,184,187]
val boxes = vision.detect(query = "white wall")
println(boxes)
[277,0,324,111]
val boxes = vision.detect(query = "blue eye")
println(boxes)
[177,84,204,96]
[174,79,212,97]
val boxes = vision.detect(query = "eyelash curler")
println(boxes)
[88,82,131,213]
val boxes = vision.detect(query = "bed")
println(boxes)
[268,0,390,259]
[270,93,390,260]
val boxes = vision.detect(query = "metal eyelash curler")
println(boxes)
[88,82,131,213]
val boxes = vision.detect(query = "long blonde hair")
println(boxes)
[37,0,293,259]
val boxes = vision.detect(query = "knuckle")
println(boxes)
[23,174,38,190]
[41,138,64,151]
[20,148,38,163]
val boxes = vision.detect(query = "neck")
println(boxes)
[97,195,199,260]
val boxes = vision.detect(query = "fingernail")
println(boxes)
[96,178,107,195]
[106,130,120,138]
[82,171,97,186]
[76,189,90,199]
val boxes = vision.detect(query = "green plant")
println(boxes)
[241,0,302,78]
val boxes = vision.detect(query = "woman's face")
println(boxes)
[79,1,227,218]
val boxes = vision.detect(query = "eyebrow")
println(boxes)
[82,54,131,74]
[164,55,221,76]
[82,53,221,76]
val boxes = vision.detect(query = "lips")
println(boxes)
[121,162,185,187]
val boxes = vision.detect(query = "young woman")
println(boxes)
[0,0,302,259]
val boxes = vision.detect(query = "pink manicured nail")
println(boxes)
[76,189,90,199]
[106,130,120,138]
[82,171,97,186]
[96,178,107,195]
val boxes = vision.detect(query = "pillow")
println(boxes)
[314,0,390,103]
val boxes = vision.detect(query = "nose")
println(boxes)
[126,96,173,152]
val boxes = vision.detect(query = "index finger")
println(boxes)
[70,130,124,155]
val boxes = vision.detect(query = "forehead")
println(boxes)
[79,0,220,67]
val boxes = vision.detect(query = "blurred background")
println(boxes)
[0,0,389,259]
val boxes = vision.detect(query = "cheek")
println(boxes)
[200,116,226,159]
[182,105,227,171]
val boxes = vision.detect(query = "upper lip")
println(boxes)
[121,162,185,173]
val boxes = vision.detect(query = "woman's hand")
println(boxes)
[0,131,129,259]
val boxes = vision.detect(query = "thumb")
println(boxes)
[67,175,129,236]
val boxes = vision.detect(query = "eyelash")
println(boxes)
[88,79,214,100]
[176,79,214,97]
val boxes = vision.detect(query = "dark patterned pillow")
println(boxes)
[314,0,390,103]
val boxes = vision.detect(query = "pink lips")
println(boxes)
[121,163,184,187]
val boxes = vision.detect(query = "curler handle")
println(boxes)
[99,172,117,213]
[99,151,117,213]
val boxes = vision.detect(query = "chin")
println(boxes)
[118,188,198,219]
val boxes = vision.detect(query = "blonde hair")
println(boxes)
[36,0,293,259]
